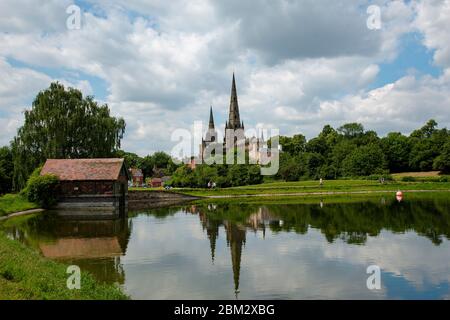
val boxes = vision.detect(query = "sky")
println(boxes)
[0,0,449,156]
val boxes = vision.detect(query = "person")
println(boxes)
[212,182,216,189]
[207,181,211,189]
[319,178,323,187]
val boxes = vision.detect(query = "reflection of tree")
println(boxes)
[181,197,450,297]
[190,197,450,246]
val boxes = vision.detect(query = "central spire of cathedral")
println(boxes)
[226,73,243,130]
[209,106,215,129]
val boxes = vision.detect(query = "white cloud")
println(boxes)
[0,0,448,154]
[415,0,450,68]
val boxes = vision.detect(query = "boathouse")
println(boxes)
[40,158,130,217]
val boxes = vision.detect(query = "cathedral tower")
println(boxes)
[225,73,244,130]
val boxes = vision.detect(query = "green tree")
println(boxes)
[381,132,411,172]
[433,141,450,173]
[115,150,142,169]
[337,123,364,139]
[11,82,125,190]
[342,144,386,177]
[0,146,13,194]
[279,134,306,155]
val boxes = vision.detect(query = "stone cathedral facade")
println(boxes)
[199,74,265,163]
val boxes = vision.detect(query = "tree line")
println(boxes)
[275,121,450,181]
[1,82,449,194]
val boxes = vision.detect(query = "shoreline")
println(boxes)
[200,189,450,199]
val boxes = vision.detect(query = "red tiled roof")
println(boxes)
[41,158,125,181]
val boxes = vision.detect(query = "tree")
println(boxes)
[115,150,142,169]
[139,151,179,178]
[0,146,13,194]
[11,82,125,190]
[381,132,411,173]
[278,153,304,181]
[279,134,306,155]
[433,141,450,173]
[337,123,364,139]
[342,144,386,177]
[410,119,438,139]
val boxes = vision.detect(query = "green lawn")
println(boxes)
[0,231,128,300]
[131,179,450,197]
[0,194,39,217]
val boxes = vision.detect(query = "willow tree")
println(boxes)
[12,82,126,190]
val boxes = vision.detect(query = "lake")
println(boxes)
[3,194,450,299]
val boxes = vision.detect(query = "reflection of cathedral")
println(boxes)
[187,204,281,298]
[224,221,246,296]
[199,74,266,163]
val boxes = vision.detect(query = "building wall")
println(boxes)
[55,171,129,218]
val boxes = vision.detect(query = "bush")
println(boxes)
[365,174,393,181]
[25,173,59,208]
[401,176,416,182]
[439,176,449,182]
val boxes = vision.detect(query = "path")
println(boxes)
[0,208,45,221]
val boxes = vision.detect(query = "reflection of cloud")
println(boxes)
[321,230,450,290]
[119,207,450,299]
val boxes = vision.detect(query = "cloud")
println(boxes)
[0,58,92,146]
[415,0,450,68]
[0,0,448,155]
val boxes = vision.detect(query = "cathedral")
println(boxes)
[200,73,265,164]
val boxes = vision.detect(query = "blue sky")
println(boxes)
[1,0,449,155]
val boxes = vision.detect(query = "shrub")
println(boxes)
[401,176,416,182]
[439,176,449,182]
[25,173,59,208]
[365,174,393,181]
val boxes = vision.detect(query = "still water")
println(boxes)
[3,195,450,299]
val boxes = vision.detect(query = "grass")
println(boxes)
[392,171,442,178]
[0,231,128,300]
[192,190,450,205]
[0,193,39,217]
[152,179,450,197]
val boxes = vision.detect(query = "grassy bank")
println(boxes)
[0,231,128,300]
[0,194,38,217]
[146,179,450,197]
[191,190,450,205]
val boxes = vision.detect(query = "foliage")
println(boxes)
[0,194,39,217]
[11,82,126,190]
[433,141,450,174]
[24,173,59,208]
[170,163,262,188]
[0,146,13,194]
[341,144,386,177]
[276,120,449,181]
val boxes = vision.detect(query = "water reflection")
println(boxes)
[4,216,132,284]
[2,195,450,299]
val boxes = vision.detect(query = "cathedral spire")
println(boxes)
[209,106,215,129]
[228,73,242,130]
